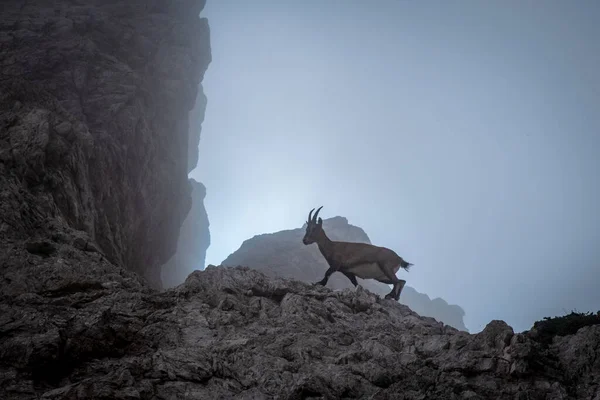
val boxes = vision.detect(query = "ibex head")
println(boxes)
[302,206,324,245]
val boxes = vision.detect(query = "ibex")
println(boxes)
[302,206,413,301]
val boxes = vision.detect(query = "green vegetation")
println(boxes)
[531,310,600,345]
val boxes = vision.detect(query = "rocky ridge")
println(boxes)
[222,216,468,331]
[1,264,599,399]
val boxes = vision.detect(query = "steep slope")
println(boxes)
[222,216,469,331]
[161,178,211,288]
[0,0,211,289]
[1,265,598,399]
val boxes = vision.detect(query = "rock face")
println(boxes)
[2,265,599,399]
[161,178,211,289]
[0,0,211,289]
[187,83,208,173]
[222,216,469,331]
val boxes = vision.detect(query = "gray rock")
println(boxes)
[1,262,598,399]
[0,0,211,289]
[24,240,57,257]
[222,216,469,331]
[53,121,73,137]
[188,86,209,173]
[161,179,211,288]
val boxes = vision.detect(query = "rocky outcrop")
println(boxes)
[161,178,211,288]
[187,84,208,173]
[0,0,211,289]
[222,216,469,331]
[2,264,598,399]
[401,287,467,335]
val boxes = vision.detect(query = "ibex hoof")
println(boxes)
[384,294,393,300]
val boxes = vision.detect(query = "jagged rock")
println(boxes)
[161,179,211,289]
[187,86,209,173]
[0,0,211,289]
[401,289,467,334]
[1,264,598,399]
[222,216,469,331]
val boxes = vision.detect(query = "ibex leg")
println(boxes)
[315,267,335,286]
[379,263,406,301]
[341,271,359,287]
[391,279,406,301]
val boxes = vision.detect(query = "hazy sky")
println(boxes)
[190,0,600,333]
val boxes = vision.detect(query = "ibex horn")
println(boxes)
[308,208,315,223]
[313,206,323,222]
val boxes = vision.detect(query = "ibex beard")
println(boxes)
[302,206,413,301]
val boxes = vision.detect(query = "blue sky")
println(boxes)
[191,0,600,333]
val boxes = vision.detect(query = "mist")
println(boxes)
[189,0,600,333]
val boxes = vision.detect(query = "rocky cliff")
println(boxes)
[0,0,211,289]
[161,178,211,289]
[2,265,599,399]
[222,216,469,331]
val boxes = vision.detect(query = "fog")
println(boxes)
[189,0,600,333]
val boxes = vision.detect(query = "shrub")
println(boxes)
[531,310,600,345]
